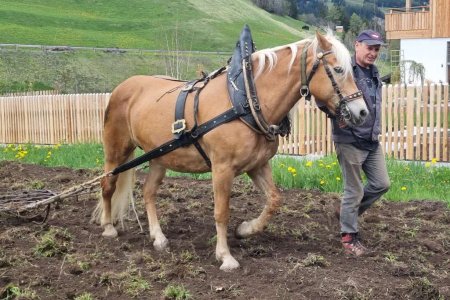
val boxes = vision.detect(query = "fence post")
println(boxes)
[429,84,435,160]
[443,84,449,162]
[435,84,442,161]
[406,85,415,160]
[415,84,422,160]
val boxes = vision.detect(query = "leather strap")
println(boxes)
[111,107,242,175]
[173,79,202,139]
[300,43,311,100]
[242,56,281,141]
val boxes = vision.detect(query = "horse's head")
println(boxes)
[303,31,368,127]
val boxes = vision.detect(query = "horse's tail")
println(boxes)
[91,154,136,228]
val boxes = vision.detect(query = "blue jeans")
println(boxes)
[335,143,390,233]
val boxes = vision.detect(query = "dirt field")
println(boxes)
[0,161,449,300]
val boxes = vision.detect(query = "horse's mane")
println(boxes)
[253,30,353,80]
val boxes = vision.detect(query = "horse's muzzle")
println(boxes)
[340,103,368,128]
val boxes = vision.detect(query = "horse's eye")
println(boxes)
[334,66,344,74]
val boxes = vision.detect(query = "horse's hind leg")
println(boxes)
[97,109,136,237]
[143,163,168,251]
[235,162,281,238]
[212,166,240,271]
[99,149,135,238]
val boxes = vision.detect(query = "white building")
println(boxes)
[385,0,450,84]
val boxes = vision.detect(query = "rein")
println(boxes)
[299,43,363,123]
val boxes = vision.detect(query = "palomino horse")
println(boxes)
[94,31,368,271]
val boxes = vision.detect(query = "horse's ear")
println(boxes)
[315,31,332,51]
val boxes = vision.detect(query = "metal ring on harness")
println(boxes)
[300,86,310,97]
[171,119,186,134]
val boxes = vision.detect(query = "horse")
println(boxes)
[93,31,369,271]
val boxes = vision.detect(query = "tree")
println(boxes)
[251,0,296,16]
[327,5,345,25]
[348,13,366,35]
[286,0,298,18]
[402,60,425,84]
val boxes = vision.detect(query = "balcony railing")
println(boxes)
[385,5,432,39]
[386,5,430,13]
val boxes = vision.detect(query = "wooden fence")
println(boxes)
[279,83,449,162]
[0,93,109,145]
[1,84,449,162]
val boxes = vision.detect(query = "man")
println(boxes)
[322,30,391,256]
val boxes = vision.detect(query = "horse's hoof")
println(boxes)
[102,224,118,238]
[153,237,169,251]
[219,257,240,272]
[235,221,252,238]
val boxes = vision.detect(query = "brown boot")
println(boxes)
[341,233,367,256]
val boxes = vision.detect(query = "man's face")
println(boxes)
[355,41,381,68]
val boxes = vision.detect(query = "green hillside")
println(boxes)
[0,0,311,51]
[0,0,315,93]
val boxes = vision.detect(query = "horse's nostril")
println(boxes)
[360,109,368,118]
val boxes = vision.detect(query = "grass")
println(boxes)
[74,293,95,300]
[0,0,314,93]
[34,227,72,257]
[1,143,449,204]
[163,284,192,300]
[1,284,38,300]
[0,0,309,51]
[0,48,230,93]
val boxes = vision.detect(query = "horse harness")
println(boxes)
[299,42,363,124]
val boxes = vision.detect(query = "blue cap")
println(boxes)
[356,30,386,46]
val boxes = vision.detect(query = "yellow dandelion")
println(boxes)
[401,186,407,191]
[431,158,438,164]
[305,161,313,167]
[425,162,431,168]
[320,180,325,185]
[336,177,341,181]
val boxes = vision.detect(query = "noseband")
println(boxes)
[300,43,363,118]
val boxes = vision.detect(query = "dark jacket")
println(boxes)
[329,56,382,143]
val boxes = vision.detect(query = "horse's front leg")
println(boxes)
[236,162,281,238]
[212,166,240,271]
[143,163,169,251]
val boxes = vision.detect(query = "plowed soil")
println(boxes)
[1,161,449,299]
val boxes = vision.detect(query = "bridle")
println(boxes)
[300,43,363,122]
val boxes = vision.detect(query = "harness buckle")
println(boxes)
[171,119,186,134]
[181,84,194,91]
[300,86,310,98]
[317,52,324,59]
